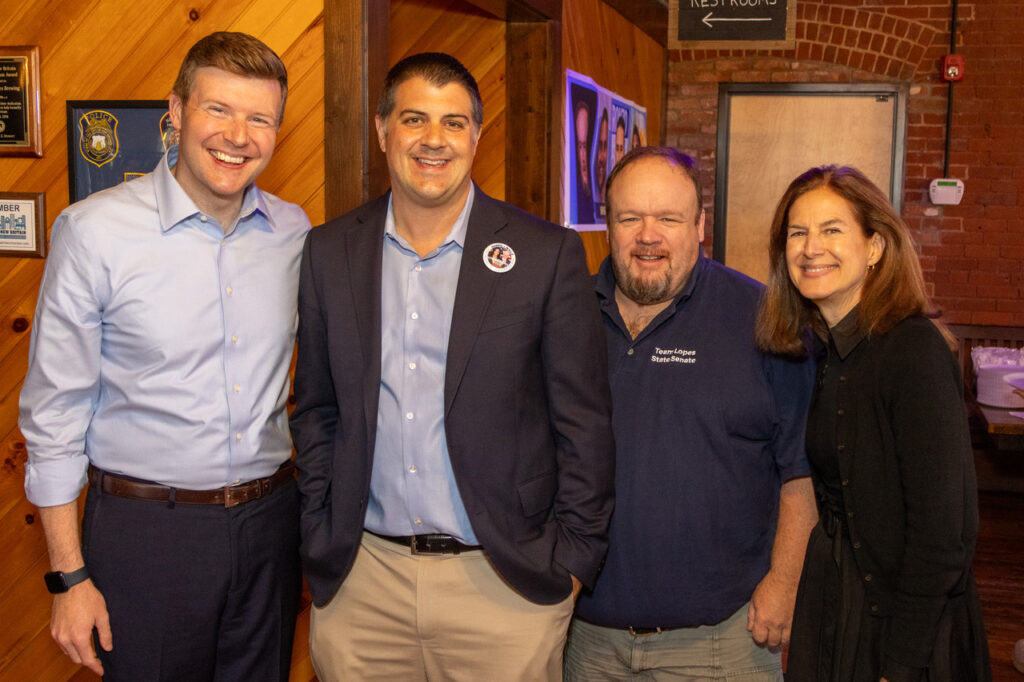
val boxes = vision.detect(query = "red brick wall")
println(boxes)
[667,1,1023,326]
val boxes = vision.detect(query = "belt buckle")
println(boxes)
[411,534,454,555]
[628,626,662,637]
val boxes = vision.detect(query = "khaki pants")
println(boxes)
[311,531,574,681]
[564,603,782,681]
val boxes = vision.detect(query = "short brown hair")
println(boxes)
[172,32,288,121]
[377,53,483,127]
[755,164,947,356]
[604,146,703,221]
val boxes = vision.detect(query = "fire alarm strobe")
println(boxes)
[943,54,965,81]
[929,178,964,206]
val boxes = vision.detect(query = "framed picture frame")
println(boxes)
[66,100,173,204]
[0,46,43,157]
[0,192,46,258]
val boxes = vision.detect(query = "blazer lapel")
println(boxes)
[346,194,388,450]
[445,188,507,416]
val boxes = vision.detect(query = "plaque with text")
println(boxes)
[0,192,46,257]
[0,46,42,157]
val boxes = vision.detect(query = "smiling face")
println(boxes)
[375,76,480,212]
[608,156,705,307]
[168,66,282,220]
[785,186,885,326]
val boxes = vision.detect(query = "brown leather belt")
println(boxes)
[370,531,483,555]
[88,462,295,508]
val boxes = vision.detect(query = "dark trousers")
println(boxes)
[82,477,301,682]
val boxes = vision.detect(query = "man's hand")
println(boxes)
[570,574,583,600]
[746,570,796,648]
[51,580,112,677]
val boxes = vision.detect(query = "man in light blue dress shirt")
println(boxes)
[19,33,310,681]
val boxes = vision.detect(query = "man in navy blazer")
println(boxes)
[289,52,614,680]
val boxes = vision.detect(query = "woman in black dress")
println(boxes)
[755,165,990,682]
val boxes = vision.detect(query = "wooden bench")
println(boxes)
[948,323,1024,450]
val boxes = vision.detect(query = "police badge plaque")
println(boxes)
[0,46,43,158]
[67,100,169,203]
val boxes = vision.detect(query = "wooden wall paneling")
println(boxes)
[324,0,389,219]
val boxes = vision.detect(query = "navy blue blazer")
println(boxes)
[290,188,615,607]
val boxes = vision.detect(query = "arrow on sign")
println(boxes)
[702,12,773,29]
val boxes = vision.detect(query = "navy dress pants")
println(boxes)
[81,477,301,682]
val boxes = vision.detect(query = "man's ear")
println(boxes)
[375,115,387,153]
[169,93,184,130]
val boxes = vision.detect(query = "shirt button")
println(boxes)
[408,362,416,370]
[410,312,419,320]
[232,479,241,485]
[837,444,845,452]
[221,239,226,245]
[864,573,873,582]
[847,511,854,519]
[406,412,414,420]
[414,518,423,525]
[226,286,233,295]
[853,541,862,549]
[414,265,422,272]
[234,384,241,393]
[841,479,849,487]
[839,375,847,383]
[231,335,239,344]
[837,408,845,416]
[870,604,879,613]
[200,215,208,222]
[627,348,634,356]
[236,433,242,440]
[409,465,417,473]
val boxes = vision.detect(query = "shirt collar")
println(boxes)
[596,249,707,311]
[155,145,272,234]
[383,184,475,254]
[825,306,866,359]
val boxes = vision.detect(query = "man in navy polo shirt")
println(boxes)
[565,147,818,680]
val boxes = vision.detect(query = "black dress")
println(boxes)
[786,311,990,682]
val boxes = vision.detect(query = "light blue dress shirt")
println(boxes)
[20,147,311,507]
[365,189,479,544]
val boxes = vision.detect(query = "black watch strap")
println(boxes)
[44,566,89,594]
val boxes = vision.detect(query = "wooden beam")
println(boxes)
[602,0,667,47]
[462,0,560,21]
[324,0,390,220]
[506,18,561,222]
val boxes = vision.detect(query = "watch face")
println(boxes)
[44,571,68,593]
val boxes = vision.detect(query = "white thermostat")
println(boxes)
[929,178,964,205]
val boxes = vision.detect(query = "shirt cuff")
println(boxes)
[24,455,90,507]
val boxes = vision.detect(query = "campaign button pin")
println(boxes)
[483,243,516,273]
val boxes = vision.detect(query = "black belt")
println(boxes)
[370,531,483,555]
[88,463,294,508]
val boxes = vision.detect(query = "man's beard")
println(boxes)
[611,254,674,306]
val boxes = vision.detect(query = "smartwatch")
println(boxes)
[44,566,89,594]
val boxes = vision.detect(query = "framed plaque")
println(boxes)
[67,100,173,203]
[0,46,43,157]
[0,192,46,258]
